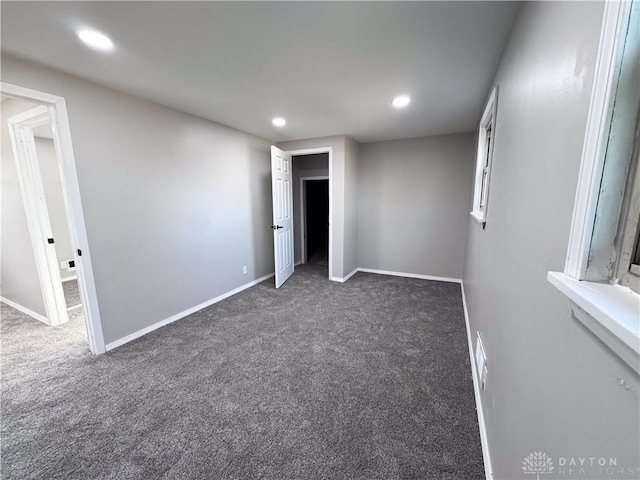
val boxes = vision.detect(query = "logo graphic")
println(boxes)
[522,452,554,480]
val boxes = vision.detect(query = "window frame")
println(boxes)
[615,122,640,293]
[470,86,498,227]
[548,0,639,374]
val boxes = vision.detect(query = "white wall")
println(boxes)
[358,134,474,279]
[463,2,640,478]
[35,137,75,280]
[292,153,329,264]
[2,54,275,345]
[1,97,46,315]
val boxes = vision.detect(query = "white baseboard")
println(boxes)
[0,296,49,324]
[461,283,493,480]
[294,261,302,267]
[343,267,359,282]
[105,272,275,351]
[331,267,359,283]
[356,267,462,284]
[330,267,461,284]
[61,275,78,282]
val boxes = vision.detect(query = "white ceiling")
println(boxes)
[1,2,519,143]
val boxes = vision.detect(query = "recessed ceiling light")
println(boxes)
[392,95,411,108]
[77,29,114,51]
[272,117,287,127]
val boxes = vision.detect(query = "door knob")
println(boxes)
[270,225,284,230]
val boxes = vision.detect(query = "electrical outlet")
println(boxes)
[242,265,248,275]
[475,333,487,390]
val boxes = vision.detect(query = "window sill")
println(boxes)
[470,211,486,227]
[547,271,639,373]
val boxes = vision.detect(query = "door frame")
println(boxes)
[7,105,70,327]
[286,147,333,280]
[1,81,106,354]
[299,176,329,265]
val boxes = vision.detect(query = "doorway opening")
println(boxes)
[291,151,329,276]
[301,178,329,267]
[1,82,105,354]
[269,146,332,288]
[30,110,83,319]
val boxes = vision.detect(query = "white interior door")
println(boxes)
[271,146,294,288]
[8,106,69,326]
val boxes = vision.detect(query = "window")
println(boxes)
[616,127,640,294]
[470,86,498,226]
[548,0,639,372]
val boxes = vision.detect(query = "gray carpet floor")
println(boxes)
[306,249,328,267]
[62,279,82,310]
[0,263,483,480]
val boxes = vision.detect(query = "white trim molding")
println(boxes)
[0,296,48,325]
[330,267,461,284]
[564,0,629,279]
[285,147,334,280]
[357,267,462,284]
[548,272,639,374]
[8,106,70,328]
[330,267,359,283]
[548,0,639,371]
[470,85,499,227]
[460,284,494,480]
[1,81,106,354]
[105,272,275,351]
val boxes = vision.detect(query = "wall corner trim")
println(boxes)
[461,282,494,480]
[356,268,462,284]
[0,296,49,324]
[105,272,275,351]
[331,267,359,283]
